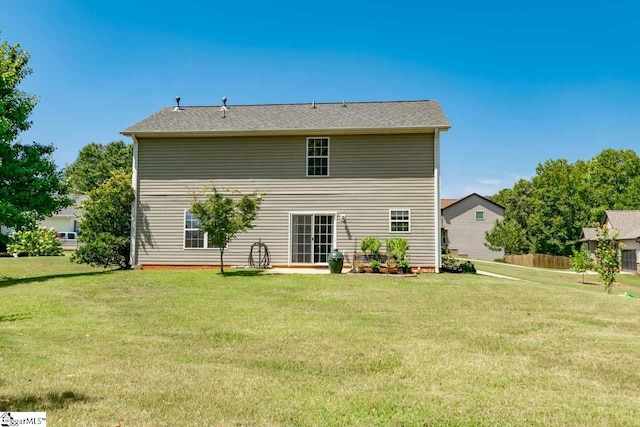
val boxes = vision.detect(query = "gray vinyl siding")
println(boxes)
[442,195,504,261]
[134,134,436,266]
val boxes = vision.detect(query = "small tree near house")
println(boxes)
[570,246,594,284]
[190,186,263,275]
[594,223,622,294]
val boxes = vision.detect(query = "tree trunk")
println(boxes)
[219,248,225,275]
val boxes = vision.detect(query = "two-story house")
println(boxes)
[121,100,450,270]
[441,193,505,261]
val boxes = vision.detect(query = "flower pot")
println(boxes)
[387,266,397,274]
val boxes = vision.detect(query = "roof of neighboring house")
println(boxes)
[604,210,640,240]
[54,195,88,217]
[579,227,597,242]
[441,199,458,209]
[441,193,504,211]
[121,100,450,136]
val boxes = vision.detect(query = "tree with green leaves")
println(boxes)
[190,186,263,275]
[593,223,621,294]
[65,141,132,193]
[0,33,70,232]
[484,218,529,254]
[72,171,135,269]
[570,246,594,284]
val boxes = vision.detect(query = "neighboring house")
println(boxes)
[121,100,450,270]
[580,210,640,273]
[1,195,85,243]
[38,195,87,236]
[441,193,504,261]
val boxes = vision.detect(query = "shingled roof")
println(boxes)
[605,210,640,239]
[121,100,450,136]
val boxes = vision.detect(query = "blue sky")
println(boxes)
[3,0,639,198]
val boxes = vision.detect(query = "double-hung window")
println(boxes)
[307,137,329,176]
[184,211,206,248]
[389,209,411,233]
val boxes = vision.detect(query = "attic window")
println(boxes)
[475,210,484,221]
[306,137,329,176]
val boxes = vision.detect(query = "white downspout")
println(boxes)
[434,129,441,273]
[129,135,139,268]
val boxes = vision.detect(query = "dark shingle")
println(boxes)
[122,100,450,135]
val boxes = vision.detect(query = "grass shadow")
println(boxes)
[0,313,31,322]
[0,390,90,411]
[0,270,116,289]
[222,269,266,277]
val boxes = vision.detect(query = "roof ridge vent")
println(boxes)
[174,96,182,111]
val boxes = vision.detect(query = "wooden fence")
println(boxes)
[505,253,570,270]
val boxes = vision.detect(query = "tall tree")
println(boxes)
[190,187,263,275]
[65,141,132,193]
[527,159,590,256]
[0,142,70,230]
[586,149,640,221]
[0,33,37,145]
[0,33,70,231]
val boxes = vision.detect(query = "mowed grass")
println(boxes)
[473,259,640,293]
[1,257,640,426]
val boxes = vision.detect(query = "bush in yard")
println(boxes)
[441,253,476,274]
[361,236,381,255]
[570,246,594,284]
[7,226,63,256]
[72,171,134,269]
[386,237,409,261]
[594,223,621,293]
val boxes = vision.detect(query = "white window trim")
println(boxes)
[288,211,338,266]
[305,137,330,177]
[389,208,411,233]
[184,210,208,250]
[475,210,484,221]
[183,210,229,250]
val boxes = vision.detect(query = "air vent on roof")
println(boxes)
[342,100,347,107]
[311,101,316,109]
[222,96,228,107]
[174,96,182,111]
[221,105,228,118]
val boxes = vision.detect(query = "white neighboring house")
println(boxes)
[38,195,87,249]
[580,210,640,273]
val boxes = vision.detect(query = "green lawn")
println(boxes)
[2,257,640,426]
[473,259,640,293]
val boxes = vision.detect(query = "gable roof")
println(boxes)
[441,193,504,212]
[121,100,450,136]
[579,227,597,242]
[604,210,640,239]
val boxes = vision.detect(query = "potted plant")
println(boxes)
[398,259,410,274]
[386,238,409,262]
[369,259,381,273]
[353,259,365,273]
[361,236,381,259]
[386,256,397,274]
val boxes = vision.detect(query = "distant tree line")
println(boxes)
[486,148,640,256]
